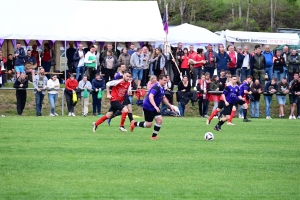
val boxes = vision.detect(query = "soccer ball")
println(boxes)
[204,132,214,140]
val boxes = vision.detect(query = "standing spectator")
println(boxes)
[102,50,118,84]
[79,75,92,117]
[240,46,252,82]
[209,75,220,114]
[41,43,55,78]
[33,68,48,116]
[118,47,131,70]
[177,75,191,116]
[273,50,285,83]
[171,42,183,85]
[204,44,217,78]
[251,47,266,85]
[250,79,264,118]
[147,75,157,90]
[31,44,40,67]
[67,42,76,73]
[287,49,300,82]
[127,43,136,56]
[289,73,300,119]
[281,46,290,80]
[47,74,60,116]
[236,46,244,81]
[92,73,106,116]
[218,70,226,91]
[191,48,206,90]
[100,43,117,63]
[141,47,151,88]
[65,74,79,116]
[150,48,166,78]
[227,45,237,75]
[164,74,174,104]
[180,48,190,81]
[262,45,274,81]
[73,43,86,81]
[197,74,209,117]
[264,78,277,119]
[216,45,231,77]
[0,54,6,87]
[276,77,289,118]
[130,48,143,89]
[14,42,26,78]
[13,73,28,116]
[6,54,15,82]
[24,50,37,82]
[84,45,97,81]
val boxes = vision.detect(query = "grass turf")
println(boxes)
[0,116,299,199]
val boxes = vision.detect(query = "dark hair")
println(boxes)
[220,69,225,73]
[247,75,253,79]
[158,74,166,80]
[231,75,237,78]
[136,48,141,51]
[183,48,189,55]
[17,42,21,44]
[165,74,170,78]
[95,73,100,77]
[212,75,218,82]
[44,43,50,49]
[51,74,57,79]
[182,75,188,79]
[69,74,75,78]
[8,54,12,56]
[197,48,203,54]
[27,50,31,52]
[124,70,131,75]
[272,78,277,82]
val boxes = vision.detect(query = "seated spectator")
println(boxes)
[13,73,28,116]
[6,54,15,82]
[289,73,300,119]
[273,50,285,83]
[197,74,209,118]
[177,75,191,116]
[24,50,37,82]
[250,79,264,118]
[91,73,106,116]
[65,74,79,116]
[276,77,289,118]
[47,74,60,116]
[147,75,157,90]
[33,68,48,116]
[264,78,277,119]
[79,75,92,117]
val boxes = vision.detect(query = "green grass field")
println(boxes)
[0,116,299,199]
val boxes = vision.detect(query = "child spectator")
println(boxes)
[250,79,264,118]
[264,78,277,119]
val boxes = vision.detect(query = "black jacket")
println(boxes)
[273,56,285,73]
[13,76,28,93]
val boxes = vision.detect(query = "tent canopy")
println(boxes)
[225,30,299,45]
[167,23,226,45]
[0,0,165,42]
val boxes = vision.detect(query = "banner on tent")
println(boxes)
[226,36,296,45]
[0,39,4,49]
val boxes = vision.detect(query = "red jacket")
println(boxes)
[65,78,78,90]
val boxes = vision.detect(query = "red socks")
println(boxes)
[228,110,236,123]
[120,112,128,127]
[95,115,108,126]
[209,109,219,121]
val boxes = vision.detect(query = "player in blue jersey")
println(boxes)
[107,64,134,125]
[130,74,175,140]
[238,76,253,122]
[214,75,246,131]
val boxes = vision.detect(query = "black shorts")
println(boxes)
[235,100,246,106]
[123,96,131,106]
[218,100,225,109]
[143,108,161,122]
[223,103,234,116]
[108,101,125,114]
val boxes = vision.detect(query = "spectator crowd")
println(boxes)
[1,42,300,119]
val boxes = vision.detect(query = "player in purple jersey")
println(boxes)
[237,76,253,122]
[214,75,246,131]
[130,75,175,140]
[107,64,134,125]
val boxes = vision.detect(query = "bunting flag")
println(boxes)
[61,41,69,48]
[231,42,235,45]
[24,39,30,49]
[99,42,105,51]
[92,40,96,44]
[49,40,56,48]
[11,39,16,48]
[37,40,43,47]
[262,44,265,47]
[162,6,168,34]
[0,39,4,49]
[138,42,144,48]
[75,41,81,48]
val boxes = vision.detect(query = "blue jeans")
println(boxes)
[41,61,51,79]
[265,66,273,80]
[273,70,284,82]
[205,67,215,78]
[264,95,272,117]
[276,95,286,105]
[76,66,86,81]
[178,102,185,116]
[241,67,251,82]
[239,105,244,117]
[48,93,58,114]
[92,92,102,114]
[250,100,259,118]
[228,68,237,75]
[35,92,45,114]
[149,64,154,75]
[192,67,202,87]
[132,68,143,80]
[283,66,288,80]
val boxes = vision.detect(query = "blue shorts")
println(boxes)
[15,65,25,73]
[276,95,286,105]
[132,68,143,80]
[289,94,299,104]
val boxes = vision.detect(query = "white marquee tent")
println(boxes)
[225,30,299,45]
[167,23,226,46]
[0,0,165,42]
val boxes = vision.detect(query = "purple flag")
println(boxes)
[138,42,144,48]
[61,41,69,48]
[11,39,16,48]
[162,7,168,34]
[99,42,105,50]
[24,39,30,47]
[75,41,81,48]
[0,39,4,48]
[231,42,235,45]
[49,40,56,48]
[37,40,43,47]
[92,40,96,44]
[262,44,265,47]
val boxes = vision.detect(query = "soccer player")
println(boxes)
[236,76,252,122]
[92,71,132,132]
[107,64,134,125]
[214,75,245,131]
[129,74,175,140]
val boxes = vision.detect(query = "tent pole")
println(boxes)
[64,40,67,81]
[63,40,67,116]
[115,42,116,52]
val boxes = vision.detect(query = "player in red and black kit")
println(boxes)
[92,71,132,132]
